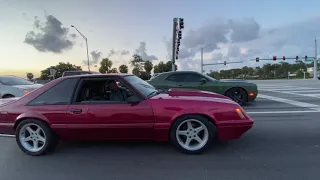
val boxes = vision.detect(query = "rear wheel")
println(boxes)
[2,94,14,98]
[170,115,216,154]
[15,119,59,156]
[225,88,248,105]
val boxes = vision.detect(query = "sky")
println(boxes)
[1,0,320,77]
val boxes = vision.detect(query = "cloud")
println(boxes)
[107,49,130,58]
[135,42,158,61]
[82,50,102,66]
[171,16,320,72]
[24,15,76,53]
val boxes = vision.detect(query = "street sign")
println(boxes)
[305,57,314,62]
[49,68,57,75]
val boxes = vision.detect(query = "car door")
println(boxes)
[66,77,154,140]
[178,73,219,93]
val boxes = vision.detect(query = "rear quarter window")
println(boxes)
[28,78,79,105]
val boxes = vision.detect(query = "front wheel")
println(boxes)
[15,119,59,156]
[2,94,15,98]
[225,88,248,105]
[170,115,216,154]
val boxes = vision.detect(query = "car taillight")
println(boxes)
[235,108,246,120]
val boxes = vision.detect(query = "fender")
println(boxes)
[169,108,218,125]
[15,112,50,126]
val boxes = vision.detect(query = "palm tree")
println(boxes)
[99,58,113,73]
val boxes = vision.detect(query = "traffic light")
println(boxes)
[305,55,308,60]
[283,56,286,60]
[296,56,299,60]
[224,61,226,65]
[273,56,277,61]
[179,18,184,29]
[177,31,182,39]
[255,57,259,62]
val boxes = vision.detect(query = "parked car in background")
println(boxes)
[62,70,100,77]
[147,71,258,105]
[150,73,161,80]
[0,76,43,98]
[0,74,253,156]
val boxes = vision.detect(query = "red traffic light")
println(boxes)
[296,56,299,60]
[283,56,286,60]
[273,56,277,61]
[305,55,308,60]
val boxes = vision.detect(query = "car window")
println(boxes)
[124,75,156,97]
[184,74,204,82]
[28,78,78,105]
[0,76,34,86]
[63,72,80,76]
[165,74,186,82]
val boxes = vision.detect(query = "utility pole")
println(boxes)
[200,44,213,74]
[71,25,90,72]
[314,37,318,80]
[200,47,203,74]
[171,18,178,72]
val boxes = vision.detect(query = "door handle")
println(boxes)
[71,109,82,114]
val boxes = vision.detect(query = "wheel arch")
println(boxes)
[1,94,15,98]
[224,87,248,100]
[14,116,50,130]
[169,113,216,134]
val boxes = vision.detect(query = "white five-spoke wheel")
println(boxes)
[16,119,59,156]
[170,115,216,154]
[19,123,46,152]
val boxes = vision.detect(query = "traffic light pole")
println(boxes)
[171,18,178,72]
[314,37,318,80]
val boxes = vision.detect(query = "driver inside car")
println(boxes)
[106,80,130,101]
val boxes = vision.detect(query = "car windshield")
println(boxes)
[0,76,34,86]
[124,75,157,98]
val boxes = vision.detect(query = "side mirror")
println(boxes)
[127,96,140,104]
[200,78,207,84]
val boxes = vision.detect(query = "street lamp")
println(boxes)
[200,44,213,74]
[71,25,90,72]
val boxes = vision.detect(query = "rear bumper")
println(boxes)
[217,120,253,141]
[0,123,15,135]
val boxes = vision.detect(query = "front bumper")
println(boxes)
[217,120,253,141]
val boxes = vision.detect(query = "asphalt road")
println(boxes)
[1,79,320,180]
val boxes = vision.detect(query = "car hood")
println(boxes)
[151,88,236,104]
[12,84,43,90]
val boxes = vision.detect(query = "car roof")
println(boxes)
[61,73,134,79]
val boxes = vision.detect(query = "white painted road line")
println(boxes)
[262,90,320,99]
[247,110,320,114]
[257,94,320,108]
[259,87,317,91]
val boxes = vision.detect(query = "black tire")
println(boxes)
[170,115,216,154]
[2,94,14,98]
[15,119,59,156]
[225,88,248,106]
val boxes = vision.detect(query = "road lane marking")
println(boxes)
[257,94,320,108]
[247,110,320,114]
[259,87,317,91]
[262,90,320,99]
